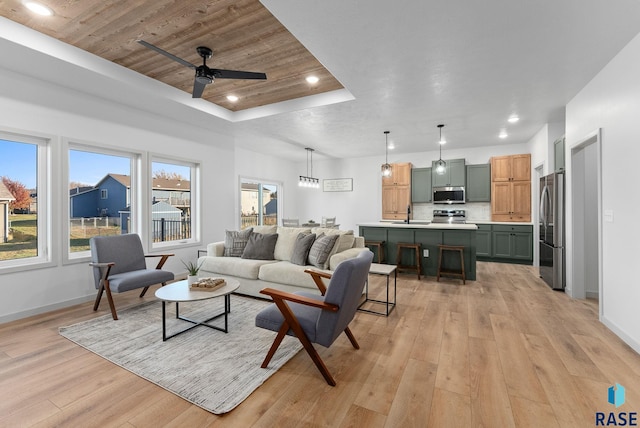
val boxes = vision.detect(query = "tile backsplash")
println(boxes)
[413,202,492,222]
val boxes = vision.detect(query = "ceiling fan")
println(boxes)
[137,40,267,98]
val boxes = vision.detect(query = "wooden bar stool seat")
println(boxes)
[365,240,385,263]
[396,242,421,279]
[437,245,466,284]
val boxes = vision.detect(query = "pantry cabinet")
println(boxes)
[490,154,531,222]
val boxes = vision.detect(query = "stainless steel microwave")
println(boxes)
[433,186,465,204]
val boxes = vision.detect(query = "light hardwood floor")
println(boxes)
[1,262,639,427]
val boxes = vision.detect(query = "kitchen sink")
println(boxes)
[392,221,431,225]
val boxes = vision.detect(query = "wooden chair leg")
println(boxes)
[343,326,360,349]
[93,284,104,311]
[273,299,337,386]
[262,322,289,368]
[139,286,150,297]
[103,282,118,320]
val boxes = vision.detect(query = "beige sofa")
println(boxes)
[197,225,369,299]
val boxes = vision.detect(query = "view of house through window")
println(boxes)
[240,180,278,229]
[0,138,38,262]
[151,161,192,243]
[68,149,131,253]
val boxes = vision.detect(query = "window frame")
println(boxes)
[238,177,282,229]
[0,129,53,273]
[149,155,200,250]
[64,141,142,263]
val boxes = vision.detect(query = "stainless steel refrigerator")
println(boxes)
[539,171,565,290]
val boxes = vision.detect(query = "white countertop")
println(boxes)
[359,222,478,230]
[468,221,533,226]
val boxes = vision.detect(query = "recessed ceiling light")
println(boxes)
[499,130,508,139]
[388,143,395,150]
[305,76,319,84]
[23,1,53,16]
[226,95,239,102]
[508,115,520,123]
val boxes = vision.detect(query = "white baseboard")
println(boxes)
[0,294,95,325]
[601,315,640,355]
[586,291,599,299]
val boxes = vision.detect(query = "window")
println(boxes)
[0,132,49,268]
[68,147,133,255]
[240,179,279,229]
[151,159,198,245]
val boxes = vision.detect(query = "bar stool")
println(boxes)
[365,240,385,263]
[396,242,421,279]
[437,245,466,284]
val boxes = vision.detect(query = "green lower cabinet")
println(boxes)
[475,224,492,258]
[414,230,442,277]
[358,226,477,280]
[490,225,533,262]
[359,227,388,262]
[386,229,415,266]
[442,230,476,280]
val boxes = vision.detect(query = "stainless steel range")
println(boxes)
[432,209,466,224]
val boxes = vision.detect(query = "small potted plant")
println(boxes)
[182,259,203,285]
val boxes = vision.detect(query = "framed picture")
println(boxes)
[323,178,353,192]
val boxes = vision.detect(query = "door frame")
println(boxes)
[568,129,602,314]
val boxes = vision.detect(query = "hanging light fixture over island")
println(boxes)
[435,124,447,175]
[381,131,392,177]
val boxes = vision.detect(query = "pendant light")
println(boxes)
[299,147,320,188]
[435,124,447,175]
[381,131,392,177]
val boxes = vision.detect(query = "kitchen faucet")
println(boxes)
[406,204,411,224]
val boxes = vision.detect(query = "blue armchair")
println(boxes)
[90,234,174,320]
[255,250,373,385]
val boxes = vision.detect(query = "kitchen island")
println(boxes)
[358,222,478,280]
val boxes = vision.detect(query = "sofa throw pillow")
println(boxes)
[307,234,339,269]
[290,233,316,266]
[241,233,278,260]
[223,228,253,257]
[273,227,312,261]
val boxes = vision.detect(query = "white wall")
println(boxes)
[0,67,236,323]
[565,31,640,352]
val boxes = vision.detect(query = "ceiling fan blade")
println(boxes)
[192,79,207,98]
[137,40,196,69]
[212,69,267,80]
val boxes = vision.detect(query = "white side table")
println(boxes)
[358,263,397,316]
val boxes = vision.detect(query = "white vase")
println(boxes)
[187,275,198,286]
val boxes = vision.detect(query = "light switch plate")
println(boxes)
[604,209,614,223]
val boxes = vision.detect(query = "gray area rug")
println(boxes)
[59,296,301,414]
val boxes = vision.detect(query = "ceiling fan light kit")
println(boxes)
[435,124,447,175]
[381,130,392,177]
[137,40,267,99]
[299,148,320,188]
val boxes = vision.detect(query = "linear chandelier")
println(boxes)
[435,124,447,175]
[299,147,320,188]
[381,131,392,177]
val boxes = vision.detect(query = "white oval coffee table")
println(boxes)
[155,278,239,341]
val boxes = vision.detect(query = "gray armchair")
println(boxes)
[90,234,174,320]
[255,250,373,385]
